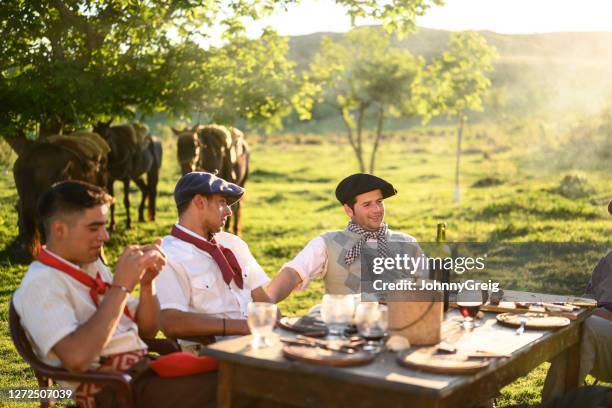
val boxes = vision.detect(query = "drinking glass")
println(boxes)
[247,302,278,348]
[456,288,483,330]
[355,303,388,352]
[320,294,356,338]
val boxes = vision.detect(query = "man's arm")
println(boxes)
[53,247,164,372]
[265,236,328,303]
[134,239,165,338]
[135,282,160,338]
[53,288,131,372]
[594,308,612,322]
[160,309,249,338]
[266,267,303,303]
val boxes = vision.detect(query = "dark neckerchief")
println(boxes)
[171,225,244,289]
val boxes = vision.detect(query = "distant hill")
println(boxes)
[286,27,612,122]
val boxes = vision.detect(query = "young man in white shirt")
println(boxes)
[13,180,217,408]
[266,173,425,302]
[156,172,272,348]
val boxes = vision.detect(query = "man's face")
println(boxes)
[55,205,110,264]
[199,194,232,235]
[344,189,385,231]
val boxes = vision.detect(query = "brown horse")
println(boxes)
[172,126,200,175]
[12,133,109,258]
[197,125,249,235]
[93,122,162,230]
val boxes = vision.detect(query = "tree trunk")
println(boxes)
[355,104,366,172]
[454,115,465,203]
[369,107,385,174]
[341,107,365,172]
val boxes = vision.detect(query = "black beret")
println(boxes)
[335,173,397,204]
[174,172,244,208]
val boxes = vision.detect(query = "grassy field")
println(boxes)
[0,123,610,406]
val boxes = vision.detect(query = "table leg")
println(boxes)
[218,361,235,408]
[563,341,581,390]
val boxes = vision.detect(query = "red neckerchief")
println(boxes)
[171,225,244,289]
[37,247,134,320]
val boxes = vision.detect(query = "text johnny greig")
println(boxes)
[370,254,501,293]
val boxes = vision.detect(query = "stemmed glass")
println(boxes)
[320,294,356,339]
[355,302,388,352]
[456,288,483,330]
[247,302,278,349]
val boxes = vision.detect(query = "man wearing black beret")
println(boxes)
[155,172,273,352]
[267,173,425,300]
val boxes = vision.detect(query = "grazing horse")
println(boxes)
[13,133,109,258]
[197,125,249,235]
[172,126,200,175]
[94,122,163,230]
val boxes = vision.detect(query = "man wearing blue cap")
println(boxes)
[156,172,272,351]
[266,173,425,301]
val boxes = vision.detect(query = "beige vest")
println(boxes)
[321,229,419,295]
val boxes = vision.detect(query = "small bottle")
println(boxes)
[435,222,451,312]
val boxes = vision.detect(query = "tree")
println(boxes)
[0,1,280,141]
[191,29,300,133]
[1,0,442,148]
[424,31,497,202]
[307,27,425,173]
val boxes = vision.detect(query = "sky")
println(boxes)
[246,0,612,37]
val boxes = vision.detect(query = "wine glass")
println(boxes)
[456,288,483,330]
[355,302,388,352]
[320,294,355,339]
[247,302,278,349]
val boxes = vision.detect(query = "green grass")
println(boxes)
[0,124,610,406]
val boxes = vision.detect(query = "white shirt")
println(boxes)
[13,250,146,369]
[283,233,428,290]
[157,224,270,320]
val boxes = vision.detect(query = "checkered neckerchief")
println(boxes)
[344,221,389,265]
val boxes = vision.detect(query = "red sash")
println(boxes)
[171,225,244,289]
[37,247,134,320]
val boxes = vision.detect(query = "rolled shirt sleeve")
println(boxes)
[282,236,328,290]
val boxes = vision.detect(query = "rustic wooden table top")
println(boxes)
[203,304,592,401]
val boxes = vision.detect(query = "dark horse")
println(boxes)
[13,133,109,258]
[94,122,163,230]
[172,125,200,175]
[197,125,249,235]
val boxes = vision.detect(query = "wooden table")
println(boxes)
[203,306,592,408]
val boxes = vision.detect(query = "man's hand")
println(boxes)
[140,238,166,286]
[114,244,165,291]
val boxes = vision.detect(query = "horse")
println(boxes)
[93,122,163,231]
[197,125,249,235]
[172,126,200,175]
[12,133,109,259]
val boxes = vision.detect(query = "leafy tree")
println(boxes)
[424,31,497,202]
[307,27,425,173]
[189,29,300,133]
[1,0,441,147]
